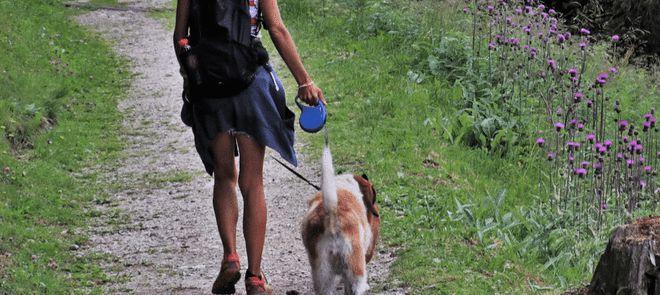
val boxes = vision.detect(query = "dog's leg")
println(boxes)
[312,254,337,295]
[345,249,369,295]
[341,275,353,295]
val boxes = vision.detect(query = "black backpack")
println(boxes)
[184,0,269,99]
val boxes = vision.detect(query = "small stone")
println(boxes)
[69,244,80,251]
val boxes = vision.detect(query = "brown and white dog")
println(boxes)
[301,145,380,295]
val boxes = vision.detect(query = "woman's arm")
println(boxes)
[173,0,191,54]
[261,0,325,105]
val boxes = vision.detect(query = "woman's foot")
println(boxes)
[245,270,273,295]
[211,253,241,294]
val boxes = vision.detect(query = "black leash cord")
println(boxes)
[270,155,320,191]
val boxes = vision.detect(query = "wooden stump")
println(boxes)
[589,216,660,295]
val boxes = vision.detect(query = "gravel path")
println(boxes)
[74,1,403,294]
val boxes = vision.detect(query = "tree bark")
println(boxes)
[589,216,660,295]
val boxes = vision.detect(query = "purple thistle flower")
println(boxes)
[487,5,494,12]
[564,32,572,39]
[515,8,523,14]
[645,166,653,174]
[644,113,653,120]
[568,68,578,77]
[634,144,643,154]
[598,146,607,155]
[525,6,534,15]
[554,122,564,131]
[639,157,645,164]
[529,47,537,58]
[586,133,596,142]
[567,141,581,150]
[623,136,629,143]
[547,59,557,72]
[573,91,583,102]
[574,168,587,177]
[580,161,590,168]
[593,162,603,171]
[611,35,620,42]
[596,73,608,85]
[556,107,563,116]
[557,34,565,43]
[463,7,470,13]
[580,28,591,35]
[549,8,556,15]
[639,181,646,190]
[618,120,628,131]
[609,67,617,74]
[604,140,613,148]
[523,26,531,34]
[616,153,624,161]
[627,159,634,168]
[579,42,587,50]
[547,152,556,161]
[488,42,496,50]
[569,119,578,127]
[569,154,575,164]
[587,100,593,108]
[536,138,545,147]
[643,121,651,131]
[538,4,545,10]
[600,202,607,210]
[577,123,585,131]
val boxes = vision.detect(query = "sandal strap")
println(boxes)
[223,252,240,263]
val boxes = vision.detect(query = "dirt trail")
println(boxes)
[75,1,402,294]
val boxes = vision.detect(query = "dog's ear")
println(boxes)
[354,175,379,218]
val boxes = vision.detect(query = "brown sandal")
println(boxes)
[245,271,273,295]
[211,253,241,294]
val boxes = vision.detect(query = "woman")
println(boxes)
[173,0,325,294]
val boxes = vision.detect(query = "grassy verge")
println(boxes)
[0,0,127,293]
[275,0,658,293]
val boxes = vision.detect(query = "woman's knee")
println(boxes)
[214,162,238,185]
[237,174,263,199]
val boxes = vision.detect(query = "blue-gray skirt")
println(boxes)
[186,65,298,175]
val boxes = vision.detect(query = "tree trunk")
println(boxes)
[589,216,660,295]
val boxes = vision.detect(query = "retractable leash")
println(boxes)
[270,98,328,191]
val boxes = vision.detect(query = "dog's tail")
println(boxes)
[321,144,338,215]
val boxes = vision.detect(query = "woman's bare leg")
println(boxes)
[235,135,267,275]
[211,132,239,256]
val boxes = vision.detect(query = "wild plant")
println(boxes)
[461,0,658,236]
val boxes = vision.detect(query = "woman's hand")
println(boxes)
[297,83,326,106]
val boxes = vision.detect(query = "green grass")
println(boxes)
[149,0,176,30]
[271,0,659,293]
[0,0,128,293]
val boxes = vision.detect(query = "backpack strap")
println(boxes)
[256,0,266,34]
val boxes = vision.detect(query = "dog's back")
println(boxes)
[301,146,380,295]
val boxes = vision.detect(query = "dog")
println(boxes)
[301,145,380,295]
